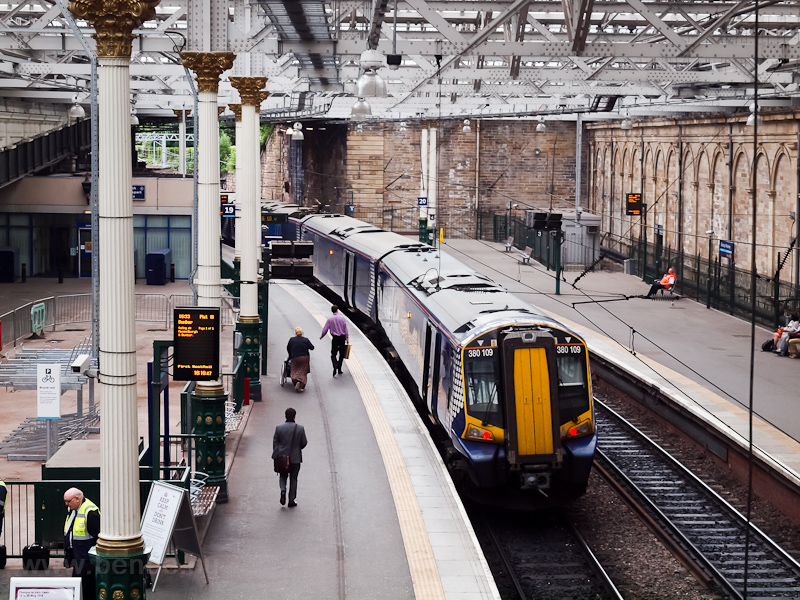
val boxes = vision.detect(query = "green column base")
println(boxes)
[91,547,150,600]
[191,383,228,503]
[236,318,262,402]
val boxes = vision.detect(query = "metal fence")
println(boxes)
[0,297,57,348]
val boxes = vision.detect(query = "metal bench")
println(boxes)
[520,246,532,264]
[504,236,514,252]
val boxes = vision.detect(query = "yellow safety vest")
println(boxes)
[0,480,6,510]
[64,499,99,541]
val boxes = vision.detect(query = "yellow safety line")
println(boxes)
[280,283,445,600]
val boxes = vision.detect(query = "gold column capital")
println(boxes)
[172,109,191,122]
[180,52,236,93]
[421,120,438,129]
[229,104,242,121]
[68,0,160,58]
[230,77,268,107]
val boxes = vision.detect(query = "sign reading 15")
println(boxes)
[467,348,494,358]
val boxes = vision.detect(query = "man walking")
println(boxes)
[320,304,349,376]
[272,408,308,508]
[63,487,100,598]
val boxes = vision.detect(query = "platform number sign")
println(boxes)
[626,193,642,216]
[173,307,220,381]
[221,203,235,217]
[417,197,428,207]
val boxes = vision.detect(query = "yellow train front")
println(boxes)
[449,323,595,508]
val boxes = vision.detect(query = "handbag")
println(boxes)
[344,343,352,359]
[273,424,297,474]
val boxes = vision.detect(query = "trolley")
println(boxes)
[280,358,291,386]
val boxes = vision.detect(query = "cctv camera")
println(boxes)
[706,229,714,235]
[71,354,91,375]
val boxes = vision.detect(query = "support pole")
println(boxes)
[182,51,237,504]
[230,77,267,402]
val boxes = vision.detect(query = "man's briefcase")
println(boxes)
[22,544,50,570]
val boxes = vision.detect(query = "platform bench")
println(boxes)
[520,247,532,264]
[504,236,514,252]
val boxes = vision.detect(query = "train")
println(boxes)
[256,203,597,509]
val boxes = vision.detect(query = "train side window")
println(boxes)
[464,358,503,428]
[555,354,590,424]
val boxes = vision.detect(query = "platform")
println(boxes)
[142,279,499,600]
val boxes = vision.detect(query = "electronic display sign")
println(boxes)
[626,193,642,216]
[262,213,288,224]
[173,307,220,381]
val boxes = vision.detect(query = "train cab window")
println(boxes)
[555,352,590,424]
[464,357,503,428]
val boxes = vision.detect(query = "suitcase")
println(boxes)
[22,544,49,570]
[0,544,6,569]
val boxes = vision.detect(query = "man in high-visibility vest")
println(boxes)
[646,267,677,298]
[63,487,100,598]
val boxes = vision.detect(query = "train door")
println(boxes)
[421,323,441,420]
[344,250,355,307]
[501,330,562,466]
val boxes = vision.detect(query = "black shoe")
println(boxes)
[288,501,297,508]
[338,369,343,375]
[333,368,337,377]
[280,491,286,506]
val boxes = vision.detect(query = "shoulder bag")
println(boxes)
[273,424,297,474]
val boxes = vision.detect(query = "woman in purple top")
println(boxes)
[320,305,349,377]
[287,327,314,392]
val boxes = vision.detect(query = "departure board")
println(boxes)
[173,307,220,381]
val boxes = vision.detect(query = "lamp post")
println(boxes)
[706,230,714,309]
[506,202,518,242]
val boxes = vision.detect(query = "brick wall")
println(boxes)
[587,112,800,282]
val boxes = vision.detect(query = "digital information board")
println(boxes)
[626,193,642,216]
[173,307,220,381]
[262,213,288,224]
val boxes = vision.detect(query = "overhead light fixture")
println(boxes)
[386,54,402,70]
[462,119,471,133]
[356,69,387,98]
[68,96,85,119]
[130,108,139,126]
[620,117,633,130]
[286,127,294,136]
[399,121,407,132]
[356,123,364,135]
[351,97,372,119]
[536,117,546,133]
[746,102,762,127]
[291,122,304,141]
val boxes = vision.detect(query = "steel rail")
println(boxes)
[480,512,528,600]
[564,514,625,600]
[596,399,800,599]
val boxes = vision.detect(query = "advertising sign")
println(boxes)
[9,577,80,599]
[37,364,61,419]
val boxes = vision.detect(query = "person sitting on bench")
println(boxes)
[646,268,676,298]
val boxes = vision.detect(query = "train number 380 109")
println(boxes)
[556,345,583,354]
[467,348,494,358]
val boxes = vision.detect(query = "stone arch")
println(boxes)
[732,151,752,272]
[644,144,656,245]
[771,150,794,280]
[694,148,712,257]
[654,147,667,244]
[681,146,696,256]
[710,150,727,242]
[592,147,605,215]
[613,144,623,240]
[754,152,771,275]
[665,147,679,249]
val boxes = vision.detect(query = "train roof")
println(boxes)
[299,211,578,344]
[380,248,563,342]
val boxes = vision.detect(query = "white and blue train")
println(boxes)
[264,207,597,508]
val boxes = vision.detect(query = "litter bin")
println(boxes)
[145,248,171,285]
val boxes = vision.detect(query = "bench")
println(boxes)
[504,236,514,252]
[519,246,532,265]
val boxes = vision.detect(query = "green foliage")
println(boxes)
[219,130,232,173]
[260,124,274,148]
[226,146,237,172]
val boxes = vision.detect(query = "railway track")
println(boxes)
[595,399,800,599]
[477,507,623,600]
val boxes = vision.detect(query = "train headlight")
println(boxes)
[562,420,593,439]
[466,425,495,442]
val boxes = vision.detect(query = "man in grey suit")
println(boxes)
[272,407,308,507]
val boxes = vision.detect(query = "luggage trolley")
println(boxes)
[280,358,291,386]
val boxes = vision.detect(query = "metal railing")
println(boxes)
[1,297,57,348]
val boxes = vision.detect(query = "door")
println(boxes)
[77,226,92,277]
[343,251,352,306]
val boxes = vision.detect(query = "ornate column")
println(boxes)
[229,104,242,274]
[67,0,158,597]
[181,51,236,503]
[229,77,267,401]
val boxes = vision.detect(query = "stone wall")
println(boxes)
[587,112,800,282]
